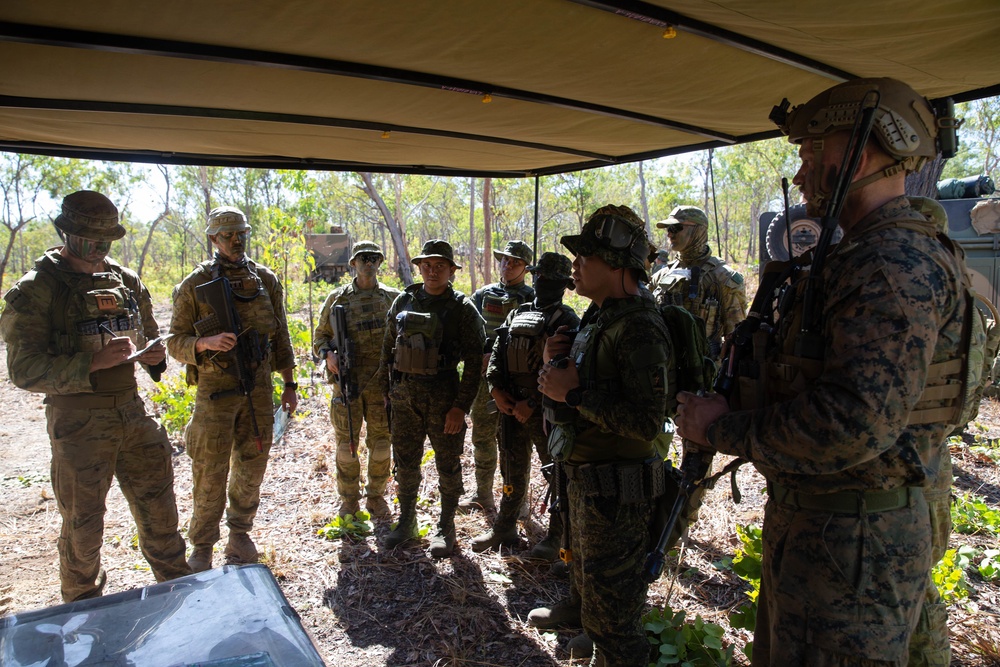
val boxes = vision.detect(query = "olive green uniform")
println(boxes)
[167,255,295,552]
[313,280,400,507]
[552,294,671,667]
[707,197,965,665]
[377,283,485,528]
[1,250,190,601]
[468,281,534,501]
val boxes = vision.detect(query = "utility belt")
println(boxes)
[767,481,921,514]
[45,389,140,410]
[564,456,668,504]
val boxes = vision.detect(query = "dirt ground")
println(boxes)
[1,333,999,666]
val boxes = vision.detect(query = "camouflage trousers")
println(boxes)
[185,375,274,548]
[468,381,499,492]
[495,408,560,539]
[567,472,653,667]
[753,492,931,666]
[46,398,189,602]
[331,365,391,502]
[388,373,466,504]
[907,485,952,667]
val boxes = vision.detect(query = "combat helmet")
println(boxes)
[350,240,384,263]
[53,190,126,241]
[205,206,251,235]
[561,204,654,281]
[529,252,573,285]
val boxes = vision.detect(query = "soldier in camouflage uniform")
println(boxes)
[461,240,535,512]
[168,206,298,572]
[677,78,964,665]
[532,205,671,667]
[652,248,670,273]
[313,241,400,519]
[0,190,190,601]
[377,239,485,558]
[471,252,580,556]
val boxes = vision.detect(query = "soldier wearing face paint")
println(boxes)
[0,190,190,601]
[676,78,965,666]
[460,240,535,513]
[313,241,400,520]
[168,206,298,573]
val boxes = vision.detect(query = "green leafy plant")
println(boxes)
[724,524,762,661]
[951,492,1000,536]
[932,547,971,602]
[317,511,375,540]
[644,605,734,666]
[977,548,1000,581]
[148,372,197,434]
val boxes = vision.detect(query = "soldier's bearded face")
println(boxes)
[211,229,249,262]
[419,258,456,294]
[793,135,846,218]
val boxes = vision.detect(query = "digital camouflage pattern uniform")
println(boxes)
[467,240,535,508]
[168,250,295,559]
[478,252,580,552]
[0,191,189,602]
[548,206,671,667]
[377,240,485,552]
[313,246,400,515]
[707,196,965,665]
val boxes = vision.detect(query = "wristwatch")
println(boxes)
[564,387,583,408]
[284,382,298,390]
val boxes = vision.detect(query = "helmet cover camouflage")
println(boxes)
[493,239,533,265]
[779,77,938,174]
[53,190,126,241]
[205,206,251,235]
[411,238,462,269]
[656,205,709,228]
[561,204,654,281]
[350,240,384,263]
[529,252,573,282]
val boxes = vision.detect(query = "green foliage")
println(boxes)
[724,524,762,661]
[978,548,1000,581]
[932,547,972,602]
[644,605,734,666]
[148,372,197,434]
[951,491,1000,536]
[317,511,374,540]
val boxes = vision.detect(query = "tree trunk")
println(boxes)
[905,155,947,198]
[0,229,18,295]
[638,161,651,236]
[483,178,493,284]
[359,172,413,285]
[198,166,213,258]
[137,166,171,279]
[468,177,477,291]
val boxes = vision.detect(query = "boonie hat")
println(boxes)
[412,239,462,269]
[493,240,533,265]
[205,206,251,235]
[350,240,384,263]
[53,190,126,241]
[529,252,573,282]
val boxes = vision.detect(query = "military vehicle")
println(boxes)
[305,226,352,283]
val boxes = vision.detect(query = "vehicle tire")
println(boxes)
[764,204,843,262]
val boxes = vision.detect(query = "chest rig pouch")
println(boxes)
[74,272,145,354]
[546,326,598,461]
[482,290,520,340]
[506,310,547,375]
[394,310,443,375]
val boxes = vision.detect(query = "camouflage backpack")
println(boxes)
[958,291,1000,426]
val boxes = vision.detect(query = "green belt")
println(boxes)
[767,482,920,514]
[45,390,139,410]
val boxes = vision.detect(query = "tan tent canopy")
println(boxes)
[2,0,999,177]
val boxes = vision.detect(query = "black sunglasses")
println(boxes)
[357,253,382,263]
[664,223,688,234]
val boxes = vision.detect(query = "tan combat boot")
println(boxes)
[527,597,582,629]
[187,546,213,573]
[225,533,258,564]
[338,497,360,518]
[365,495,391,519]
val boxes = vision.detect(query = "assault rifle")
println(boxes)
[331,305,358,458]
[195,276,265,452]
[493,325,516,498]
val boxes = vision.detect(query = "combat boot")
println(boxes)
[187,546,213,573]
[338,497,360,518]
[366,495,391,519]
[529,535,560,561]
[429,498,458,558]
[471,524,519,553]
[225,533,258,564]
[458,470,496,513]
[527,597,582,629]
[384,496,419,549]
[566,633,594,659]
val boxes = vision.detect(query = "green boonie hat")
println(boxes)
[205,206,251,235]
[493,240,533,265]
[561,204,654,282]
[53,190,126,242]
[529,252,573,282]
[412,239,462,269]
[350,240,384,262]
[656,206,708,228]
